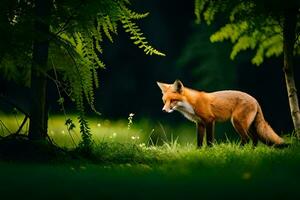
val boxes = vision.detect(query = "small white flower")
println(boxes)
[61,130,65,134]
[139,143,146,148]
[127,113,135,130]
[131,136,136,140]
[97,123,101,127]
[110,132,117,139]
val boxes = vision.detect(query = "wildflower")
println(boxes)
[139,143,146,148]
[110,132,117,139]
[127,113,135,130]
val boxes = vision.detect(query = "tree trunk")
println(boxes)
[283,9,300,137]
[28,0,52,140]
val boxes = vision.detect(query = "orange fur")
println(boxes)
[157,80,285,147]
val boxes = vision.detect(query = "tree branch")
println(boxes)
[0,94,30,117]
[15,115,29,135]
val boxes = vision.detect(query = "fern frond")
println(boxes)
[120,4,149,19]
[194,0,208,24]
[57,32,102,116]
[203,1,219,25]
[96,16,118,43]
[78,114,93,152]
[210,21,249,43]
[194,0,288,66]
[105,15,117,33]
[230,36,255,59]
[120,15,165,56]
[252,34,282,65]
[102,19,114,42]
[229,2,255,22]
[52,1,166,148]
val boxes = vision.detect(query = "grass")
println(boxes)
[1,143,299,199]
[0,114,197,147]
[0,114,299,199]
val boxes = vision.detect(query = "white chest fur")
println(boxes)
[174,101,201,123]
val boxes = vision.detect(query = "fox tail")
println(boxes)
[253,104,286,147]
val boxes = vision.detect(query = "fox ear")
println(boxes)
[157,82,170,93]
[172,79,184,93]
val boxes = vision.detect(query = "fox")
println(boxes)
[157,79,286,148]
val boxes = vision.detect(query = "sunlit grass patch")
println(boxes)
[47,115,151,146]
[0,114,195,148]
[0,114,296,166]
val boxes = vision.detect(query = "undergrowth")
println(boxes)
[1,114,300,198]
[0,114,297,165]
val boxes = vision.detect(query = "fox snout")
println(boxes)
[162,105,174,113]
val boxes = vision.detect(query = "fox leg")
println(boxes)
[196,122,205,147]
[231,118,250,146]
[206,121,215,147]
[248,125,258,146]
[231,107,257,146]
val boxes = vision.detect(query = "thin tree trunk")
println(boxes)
[28,0,52,140]
[283,9,300,137]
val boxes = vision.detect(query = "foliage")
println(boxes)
[0,0,165,147]
[120,13,165,56]
[77,114,92,153]
[53,1,165,116]
[0,0,33,85]
[177,24,236,91]
[194,0,300,65]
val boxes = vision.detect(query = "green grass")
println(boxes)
[0,114,197,147]
[0,114,299,199]
[1,143,300,199]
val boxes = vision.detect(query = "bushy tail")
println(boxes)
[253,104,285,146]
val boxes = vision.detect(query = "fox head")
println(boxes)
[157,80,190,113]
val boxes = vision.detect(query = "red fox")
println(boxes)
[157,80,286,147]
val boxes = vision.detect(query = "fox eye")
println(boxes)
[170,100,178,103]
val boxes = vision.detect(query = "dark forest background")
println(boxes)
[0,0,299,135]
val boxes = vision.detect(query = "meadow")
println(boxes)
[0,114,299,199]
